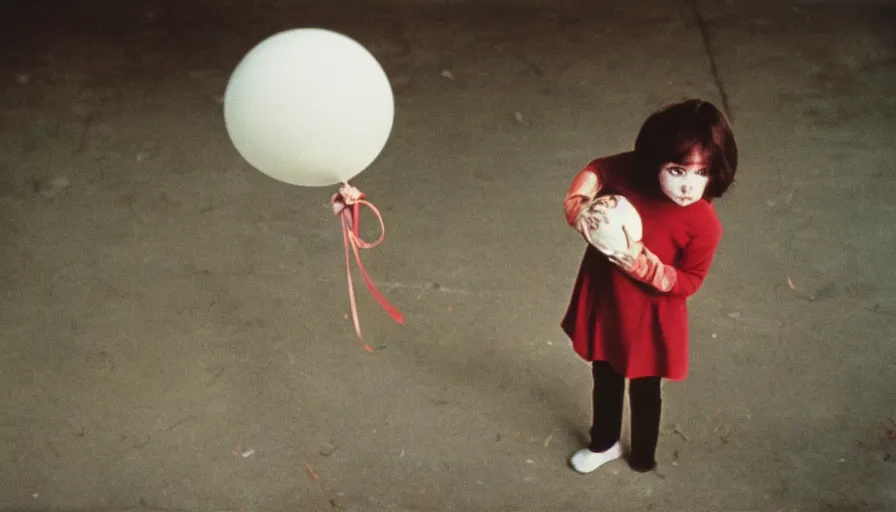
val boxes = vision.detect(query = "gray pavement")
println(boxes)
[1,0,894,510]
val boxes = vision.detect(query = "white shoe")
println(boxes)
[569,442,622,473]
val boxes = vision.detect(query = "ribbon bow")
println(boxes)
[332,182,405,351]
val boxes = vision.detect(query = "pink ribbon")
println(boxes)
[332,182,405,352]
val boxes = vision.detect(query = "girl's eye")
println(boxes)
[696,169,708,177]
[667,167,684,176]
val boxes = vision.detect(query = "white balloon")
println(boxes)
[580,195,643,257]
[224,28,395,187]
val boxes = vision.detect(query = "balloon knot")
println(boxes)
[332,183,366,215]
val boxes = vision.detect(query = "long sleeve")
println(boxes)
[564,165,601,226]
[668,220,722,296]
[620,215,722,297]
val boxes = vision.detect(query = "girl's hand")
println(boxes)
[608,226,645,270]
[575,209,596,244]
[609,227,677,293]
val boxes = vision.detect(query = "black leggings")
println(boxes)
[589,361,661,471]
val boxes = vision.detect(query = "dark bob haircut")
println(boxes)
[632,99,738,200]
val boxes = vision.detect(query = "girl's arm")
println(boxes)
[613,217,722,297]
[564,162,602,227]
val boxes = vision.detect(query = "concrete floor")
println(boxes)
[1,0,895,510]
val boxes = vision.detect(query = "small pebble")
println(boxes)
[319,442,337,457]
[440,69,454,80]
[16,72,30,85]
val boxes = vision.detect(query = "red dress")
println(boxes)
[561,152,722,380]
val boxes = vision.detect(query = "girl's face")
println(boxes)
[659,148,709,207]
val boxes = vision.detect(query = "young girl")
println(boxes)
[561,99,738,473]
